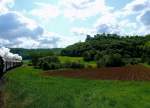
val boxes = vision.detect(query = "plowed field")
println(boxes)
[43,65,150,81]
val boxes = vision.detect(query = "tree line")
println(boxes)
[61,33,150,66]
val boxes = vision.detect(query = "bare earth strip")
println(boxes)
[43,65,150,81]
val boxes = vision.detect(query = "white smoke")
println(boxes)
[0,47,22,61]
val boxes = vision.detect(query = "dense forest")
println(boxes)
[61,33,150,66]
[10,48,62,59]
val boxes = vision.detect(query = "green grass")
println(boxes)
[3,64,150,108]
[142,63,150,68]
[59,56,97,68]
[59,56,83,62]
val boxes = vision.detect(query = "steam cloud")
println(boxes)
[0,47,22,61]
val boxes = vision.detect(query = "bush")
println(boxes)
[97,53,125,67]
[38,56,61,70]
[63,61,85,69]
[41,62,61,70]
[30,51,54,66]
[86,65,93,69]
[83,50,97,61]
[97,57,107,67]
[32,55,86,70]
[141,54,150,64]
[41,62,50,70]
[130,58,141,65]
[94,52,102,61]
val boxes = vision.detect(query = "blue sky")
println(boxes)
[0,0,150,48]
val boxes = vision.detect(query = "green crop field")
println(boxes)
[2,64,150,108]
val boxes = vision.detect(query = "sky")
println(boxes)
[0,0,150,48]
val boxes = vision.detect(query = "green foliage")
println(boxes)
[59,56,97,68]
[63,61,85,69]
[97,53,125,67]
[41,62,50,70]
[141,45,150,64]
[83,50,96,61]
[85,35,92,41]
[38,56,61,70]
[59,56,83,63]
[10,48,62,60]
[61,34,150,66]
[35,56,86,70]
[41,62,61,70]
[29,51,54,66]
[124,58,142,65]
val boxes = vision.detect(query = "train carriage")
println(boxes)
[0,56,22,78]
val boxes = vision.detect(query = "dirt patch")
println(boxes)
[43,65,150,81]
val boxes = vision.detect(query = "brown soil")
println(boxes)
[43,65,150,81]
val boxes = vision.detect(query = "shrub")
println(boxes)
[86,65,93,69]
[130,58,141,65]
[41,62,50,70]
[38,56,61,70]
[83,50,97,61]
[141,54,150,64]
[63,61,85,69]
[97,53,125,67]
[49,63,61,70]
[33,56,86,70]
[83,51,93,61]
[29,51,54,66]
[94,53,101,61]
[28,61,33,66]
[97,57,107,67]
[41,62,61,70]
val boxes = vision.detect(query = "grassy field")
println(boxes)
[59,56,97,68]
[2,64,150,108]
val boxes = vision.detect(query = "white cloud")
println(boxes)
[0,9,79,48]
[30,2,60,21]
[123,0,150,15]
[136,9,150,35]
[0,11,45,48]
[59,0,112,20]
[91,0,150,35]
[71,27,96,36]
[0,11,43,40]
[13,37,39,48]
[138,9,150,26]
[94,13,117,27]
[38,31,80,48]
[0,0,14,14]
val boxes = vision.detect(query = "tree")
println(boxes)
[86,35,92,41]
[83,50,97,61]
[97,53,125,67]
[38,56,61,70]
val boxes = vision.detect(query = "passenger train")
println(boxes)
[0,56,22,78]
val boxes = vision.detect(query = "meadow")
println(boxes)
[59,56,97,68]
[2,63,150,108]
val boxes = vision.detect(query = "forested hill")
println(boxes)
[61,34,150,61]
[10,48,62,60]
